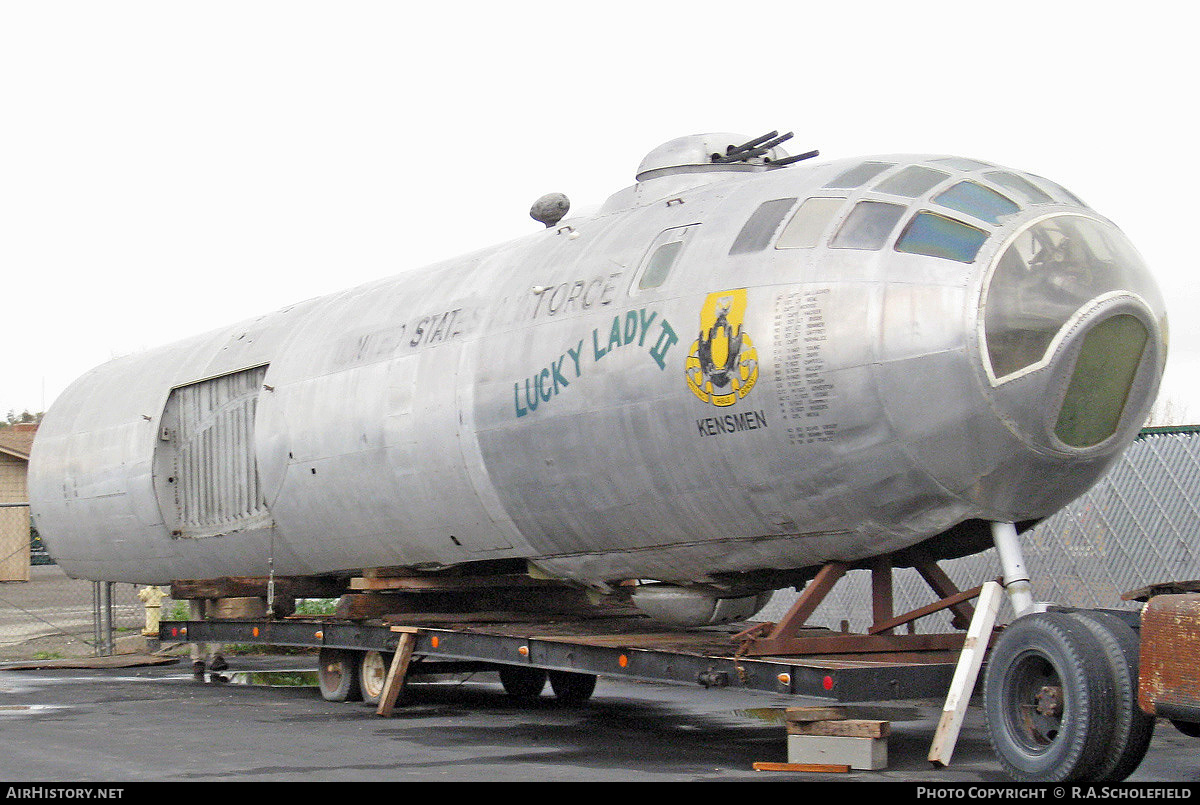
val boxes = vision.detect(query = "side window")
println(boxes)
[776,197,845,249]
[729,198,797,255]
[635,225,697,291]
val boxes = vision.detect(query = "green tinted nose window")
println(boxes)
[1054,314,1148,448]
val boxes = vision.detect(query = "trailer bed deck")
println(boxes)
[162,613,961,703]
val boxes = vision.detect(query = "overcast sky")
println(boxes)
[2,2,1196,422]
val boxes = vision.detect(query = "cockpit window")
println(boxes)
[729,198,796,255]
[934,181,1019,225]
[776,197,845,249]
[640,241,684,290]
[830,201,905,251]
[985,171,1052,205]
[824,161,894,189]
[983,214,1164,381]
[895,212,988,263]
[637,224,697,290]
[875,166,949,197]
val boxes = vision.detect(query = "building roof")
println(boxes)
[0,424,37,461]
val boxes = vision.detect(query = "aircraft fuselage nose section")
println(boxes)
[27,145,1169,587]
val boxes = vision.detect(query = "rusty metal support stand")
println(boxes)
[871,556,894,634]
[736,552,994,657]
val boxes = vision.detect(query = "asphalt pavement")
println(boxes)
[1,652,1198,785]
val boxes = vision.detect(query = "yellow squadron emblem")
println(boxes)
[685,289,759,407]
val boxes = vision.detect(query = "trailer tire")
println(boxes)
[549,671,597,705]
[1066,611,1155,781]
[498,666,547,699]
[359,650,390,706]
[984,611,1116,782]
[318,648,362,702]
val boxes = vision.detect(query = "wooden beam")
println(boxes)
[753,762,850,774]
[376,628,418,718]
[789,719,890,738]
[928,581,1003,767]
[786,706,847,722]
[171,576,347,600]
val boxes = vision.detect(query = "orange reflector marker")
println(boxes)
[777,673,791,686]
[315,631,324,641]
[823,675,834,691]
[518,645,529,657]
[431,636,439,648]
[618,654,628,668]
[179,627,186,637]
[252,627,259,637]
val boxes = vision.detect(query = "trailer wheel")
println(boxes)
[1171,719,1200,738]
[359,650,390,706]
[984,611,1116,782]
[549,671,597,705]
[498,666,547,699]
[1066,611,1155,781]
[318,648,362,702]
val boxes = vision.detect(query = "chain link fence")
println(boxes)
[1,502,179,661]
[0,561,163,661]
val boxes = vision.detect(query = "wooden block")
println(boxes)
[785,706,847,722]
[788,719,890,738]
[208,597,266,619]
[171,575,345,599]
[788,734,887,770]
[753,762,850,773]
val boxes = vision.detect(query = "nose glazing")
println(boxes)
[980,213,1167,451]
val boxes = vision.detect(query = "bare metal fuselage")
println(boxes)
[28,137,1167,599]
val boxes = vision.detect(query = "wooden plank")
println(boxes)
[928,580,1003,767]
[376,630,417,718]
[785,706,847,722]
[170,575,346,600]
[753,761,850,774]
[788,719,890,738]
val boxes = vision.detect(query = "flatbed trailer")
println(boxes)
[157,579,1200,781]
[159,614,963,705]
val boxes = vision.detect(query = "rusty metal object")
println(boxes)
[1138,593,1200,722]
